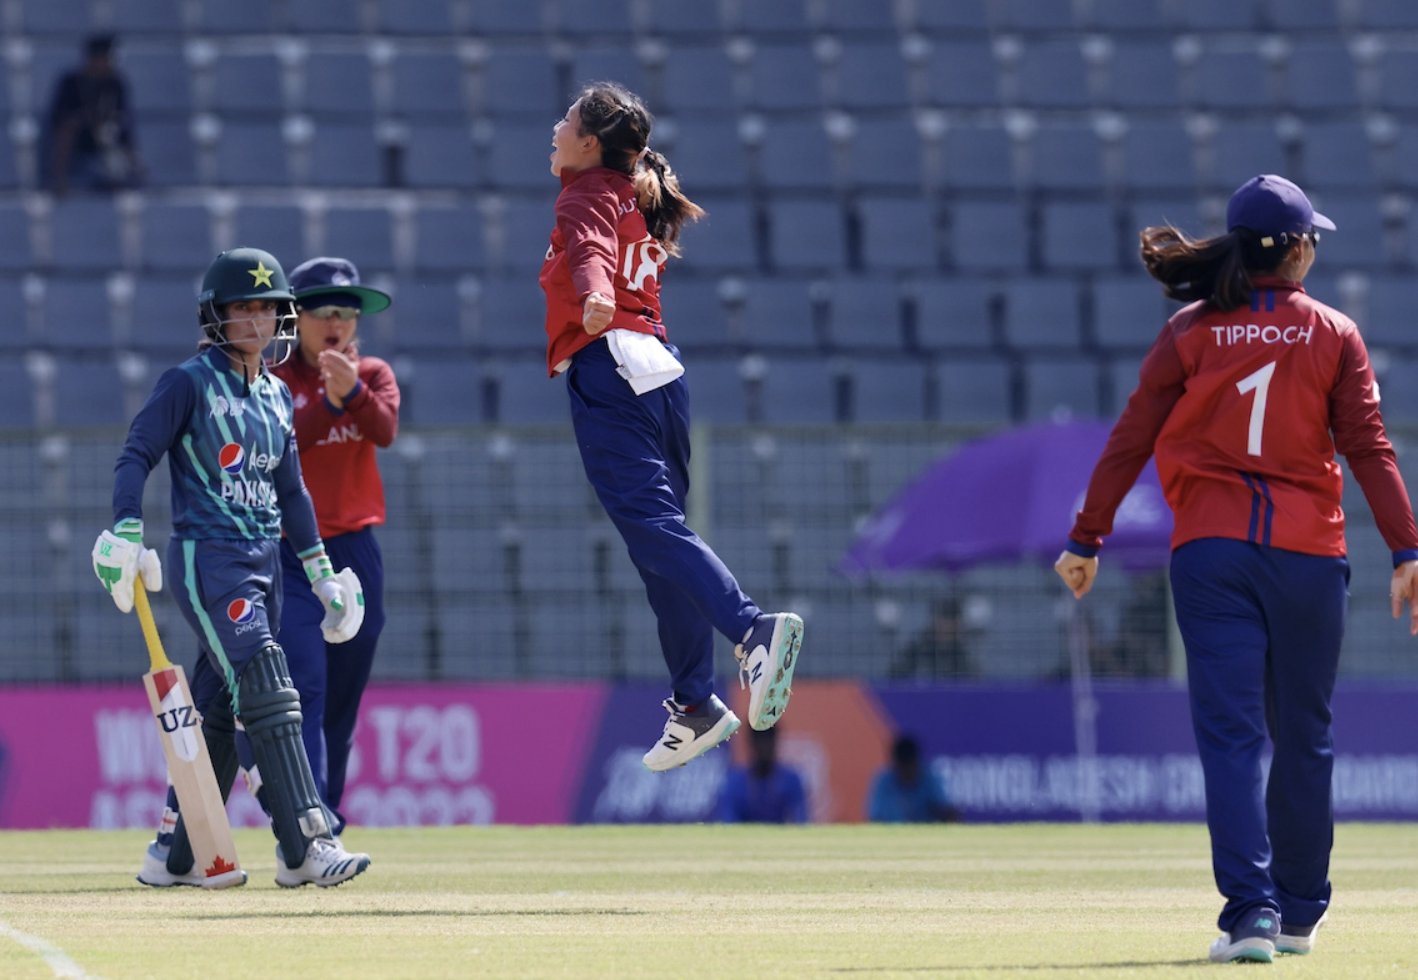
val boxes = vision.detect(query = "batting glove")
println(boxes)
[302,549,365,643]
[92,518,163,613]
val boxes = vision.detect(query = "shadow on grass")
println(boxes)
[186,908,648,921]
[829,961,1199,973]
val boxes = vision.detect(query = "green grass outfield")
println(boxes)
[1,824,1416,978]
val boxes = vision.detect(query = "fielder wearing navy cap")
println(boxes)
[1226,175,1336,248]
[289,257,391,314]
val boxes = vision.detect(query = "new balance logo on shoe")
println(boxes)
[643,695,741,772]
[734,613,804,731]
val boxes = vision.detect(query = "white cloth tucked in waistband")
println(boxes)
[604,328,684,395]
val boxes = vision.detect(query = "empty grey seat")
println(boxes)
[684,358,749,423]
[1104,41,1181,109]
[309,121,383,187]
[756,119,835,191]
[49,198,124,272]
[1026,123,1107,193]
[937,358,1013,424]
[37,277,115,350]
[747,43,824,111]
[302,50,375,118]
[1174,0,1262,28]
[767,199,847,272]
[1190,41,1275,110]
[209,53,283,114]
[0,363,36,428]
[289,0,362,32]
[664,119,749,194]
[1128,196,1209,240]
[491,198,552,277]
[488,361,569,424]
[990,0,1076,30]
[1376,49,1418,111]
[403,356,481,425]
[193,0,275,32]
[141,203,212,274]
[479,47,560,118]
[139,121,198,188]
[27,43,73,114]
[850,361,930,422]
[1092,277,1173,351]
[569,44,646,96]
[1207,120,1289,192]
[0,279,28,349]
[677,199,756,273]
[478,275,545,353]
[826,277,905,349]
[392,51,468,119]
[1041,201,1120,272]
[129,276,201,356]
[111,0,186,33]
[124,47,193,116]
[914,278,996,351]
[846,117,923,191]
[1351,0,1418,29]
[1003,279,1083,350]
[19,0,100,34]
[949,200,1027,272]
[1310,195,1386,268]
[1118,119,1196,193]
[738,278,818,350]
[227,204,306,265]
[372,0,456,33]
[759,358,840,423]
[557,0,637,35]
[821,0,898,31]
[660,45,737,114]
[412,204,485,274]
[938,122,1015,192]
[1104,356,1144,416]
[323,207,395,271]
[910,0,988,30]
[833,44,911,110]
[213,121,292,186]
[0,203,31,272]
[1300,122,1379,192]
[436,599,523,680]
[925,40,999,107]
[661,279,731,352]
[734,0,813,33]
[1285,39,1358,111]
[1360,277,1415,347]
[1023,356,1102,421]
[486,121,561,191]
[859,197,939,272]
[386,279,465,352]
[54,359,128,426]
[1014,39,1091,108]
[1084,0,1167,30]
[1375,355,1418,424]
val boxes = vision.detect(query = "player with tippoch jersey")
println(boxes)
[263,256,399,834]
[92,247,372,888]
[1054,175,1418,963]
[541,82,804,771]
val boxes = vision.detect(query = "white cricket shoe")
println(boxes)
[734,612,805,730]
[137,841,247,889]
[1276,912,1328,955]
[275,837,371,888]
[643,694,741,772]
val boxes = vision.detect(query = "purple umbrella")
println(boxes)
[841,419,1174,577]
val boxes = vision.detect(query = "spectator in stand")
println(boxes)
[867,734,959,823]
[717,725,809,824]
[44,34,143,195]
[889,596,979,680]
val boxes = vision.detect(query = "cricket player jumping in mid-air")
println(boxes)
[93,247,371,887]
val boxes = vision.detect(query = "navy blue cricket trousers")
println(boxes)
[277,527,386,818]
[1170,538,1347,934]
[566,337,760,705]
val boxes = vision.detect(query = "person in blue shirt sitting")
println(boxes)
[717,725,808,824]
[867,734,960,823]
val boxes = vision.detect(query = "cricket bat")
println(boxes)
[134,576,245,888]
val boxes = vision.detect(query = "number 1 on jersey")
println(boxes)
[1236,361,1276,457]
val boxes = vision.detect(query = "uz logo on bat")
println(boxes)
[157,704,198,735]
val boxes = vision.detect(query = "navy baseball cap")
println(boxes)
[1226,175,1336,244]
[289,257,391,314]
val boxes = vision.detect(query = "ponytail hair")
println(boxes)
[575,81,705,257]
[1139,225,1291,311]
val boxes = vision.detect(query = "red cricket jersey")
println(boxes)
[1071,276,1418,560]
[273,352,400,539]
[539,166,666,376]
